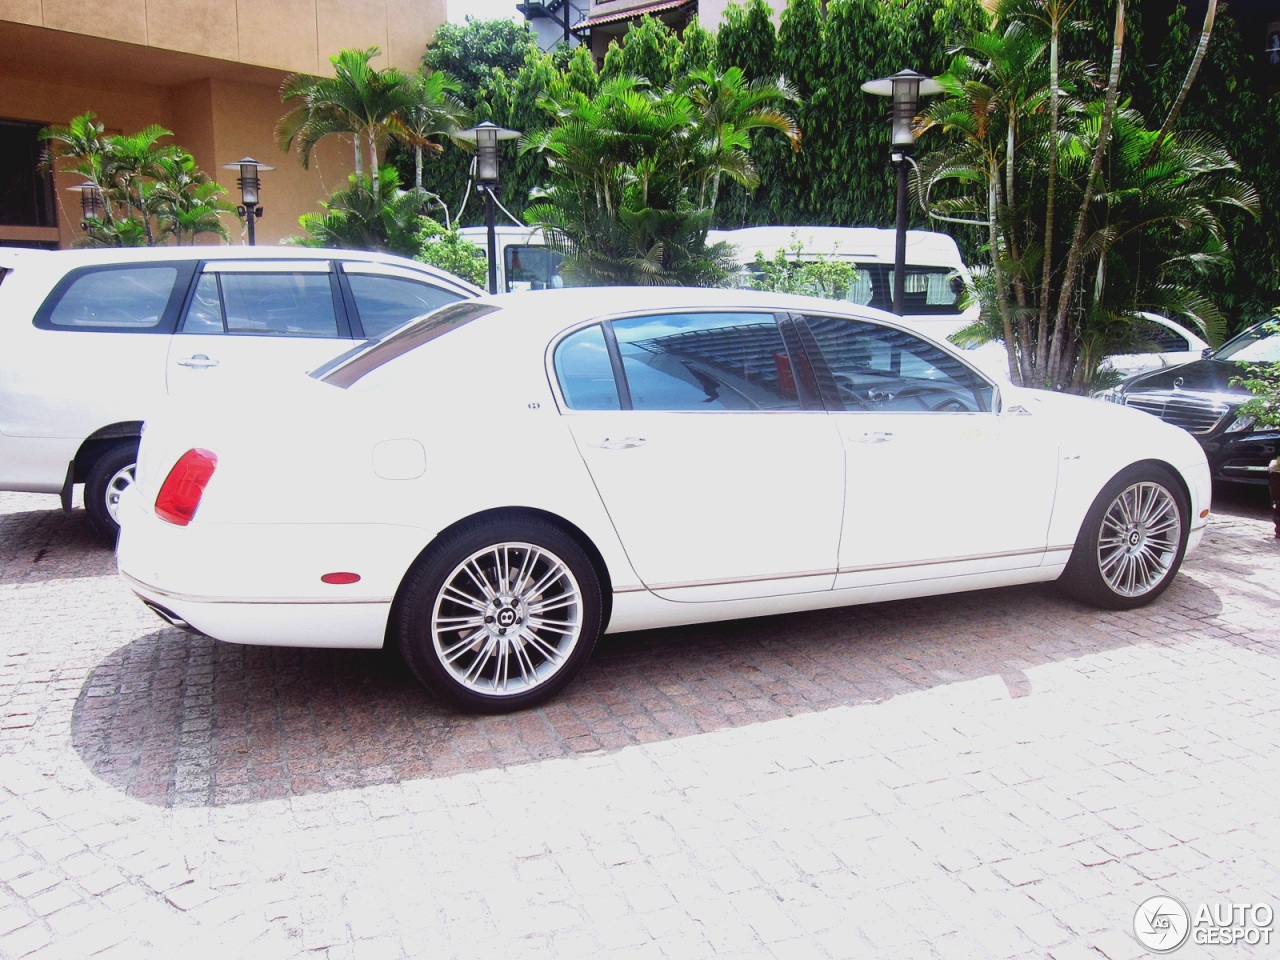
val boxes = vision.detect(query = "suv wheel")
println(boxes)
[85,440,139,544]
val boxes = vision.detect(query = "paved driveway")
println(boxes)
[1,489,1277,959]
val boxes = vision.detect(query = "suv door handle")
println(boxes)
[177,354,220,369]
[849,431,893,443]
[586,436,646,450]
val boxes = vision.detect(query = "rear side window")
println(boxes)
[555,325,620,410]
[181,270,340,337]
[38,264,185,331]
[345,274,464,338]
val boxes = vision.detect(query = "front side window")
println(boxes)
[345,274,465,338]
[40,265,182,331]
[611,312,801,412]
[803,314,992,412]
[181,268,339,337]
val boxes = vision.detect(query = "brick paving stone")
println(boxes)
[2,489,1280,957]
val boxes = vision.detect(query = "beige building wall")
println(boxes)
[0,0,447,248]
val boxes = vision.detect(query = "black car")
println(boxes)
[1096,319,1279,485]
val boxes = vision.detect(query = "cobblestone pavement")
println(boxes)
[1,488,1278,960]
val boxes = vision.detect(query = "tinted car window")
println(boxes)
[346,274,464,338]
[803,314,992,412]
[555,325,620,410]
[506,244,565,291]
[611,313,800,412]
[44,265,180,330]
[1131,316,1190,354]
[182,271,339,337]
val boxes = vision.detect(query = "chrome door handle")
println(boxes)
[177,354,220,369]
[850,431,893,443]
[587,436,646,450]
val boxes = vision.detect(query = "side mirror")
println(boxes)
[1201,346,1214,359]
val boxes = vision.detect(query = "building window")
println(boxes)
[0,119,56,231]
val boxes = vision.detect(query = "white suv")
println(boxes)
[0,246,480,541]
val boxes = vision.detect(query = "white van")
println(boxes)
[459,225,565,293]
[708,226,979,342]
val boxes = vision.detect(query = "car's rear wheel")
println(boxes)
[1060,465,1190,610]
[84,440,138,544]
[397,516,602,713]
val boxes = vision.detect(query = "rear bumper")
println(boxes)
[116,487,430,650]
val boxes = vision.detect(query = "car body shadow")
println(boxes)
[69,565,1231,809]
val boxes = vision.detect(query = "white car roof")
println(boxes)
[469,284,908,338]
[708,226,967,266]
[0,245,482,292]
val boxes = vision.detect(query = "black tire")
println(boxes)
[396,516,603,713]
[1059,464,1190,610]
[84,440,139,545]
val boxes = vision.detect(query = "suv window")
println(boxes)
[182,270,340,337]
[506,244,565,292]
[40,264,184,331]
[345,273,464,338]
[611,313,801,412]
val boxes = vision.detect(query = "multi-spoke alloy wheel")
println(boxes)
[432,542,584,696]
[398,517,602,712]
[1061,466,1190,611]
[1095,482,1182,598]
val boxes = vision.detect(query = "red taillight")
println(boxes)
[155,449,218,526]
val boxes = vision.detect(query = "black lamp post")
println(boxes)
[457,122,521,294]
[69,182,103,231]
[861,69,942,316]
[221,157,274,245]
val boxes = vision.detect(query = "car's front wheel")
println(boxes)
[1060,464,1190,610]
[396,516,603,713]
[84,440,138,544]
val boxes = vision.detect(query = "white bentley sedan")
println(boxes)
[117,288,1212,712]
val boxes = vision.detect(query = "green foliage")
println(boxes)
[746,240,859,300]
[916,1,1258,392]
[600,15,684,88]
[520,69,790,285]
[423,18,540,103]
[40,112,231,247]
[414,219,487,287]
[1232,317,1280,428]
[291,168,429,254]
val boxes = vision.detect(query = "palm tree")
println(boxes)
[392,69,470,194]
[678,66,801,213]
[276,47,416,203]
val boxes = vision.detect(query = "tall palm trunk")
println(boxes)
[1146,0,1217,165]
[1047,0,1125,385]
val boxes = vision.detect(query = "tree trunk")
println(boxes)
[1047,0,1125,386]
[1147,0,1217,166]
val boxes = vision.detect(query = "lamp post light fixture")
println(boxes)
[860,69,942,316]
[69,181,103,231]
[456,121,521,294]
[221,157,274,245]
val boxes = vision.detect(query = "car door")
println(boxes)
[166,260,352,395]
[797,313,1060,589]
[554,311,845,603]
[13,261,193,443]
